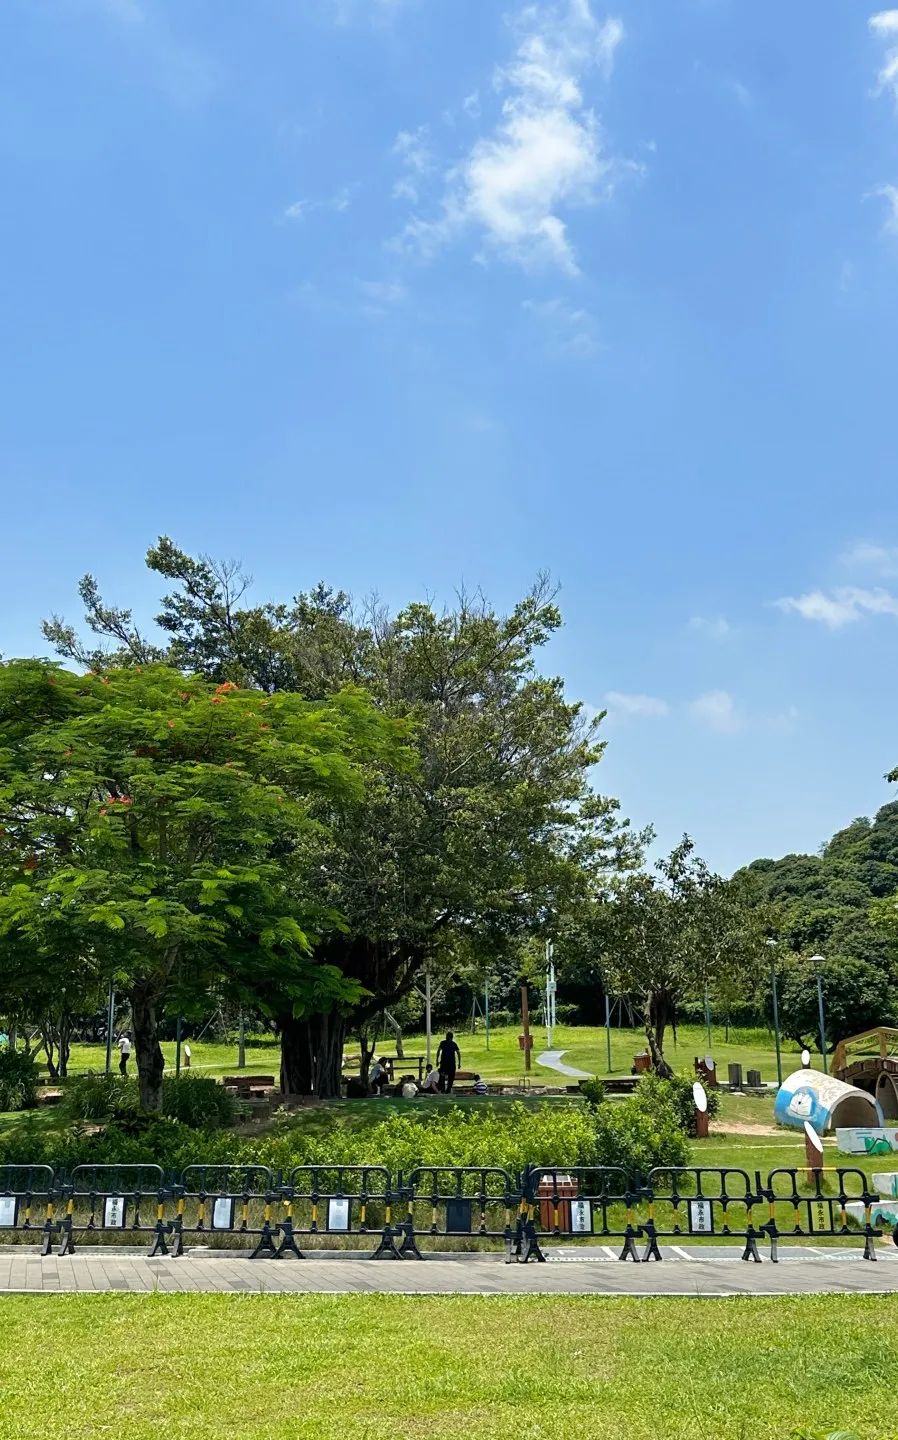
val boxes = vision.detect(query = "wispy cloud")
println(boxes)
[392,127,435,203]
[776,586,898,628]
[284,185,354,221]
[688,615,730,639]
[605,691,669,719]
[689,690,740,733]
[872,181,898,233]
[522,296,597,355]
[356,278,408,317]
[841,540,898,575]
[871,10,898,105]
[395,1,627,273]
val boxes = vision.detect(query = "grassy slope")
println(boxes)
[0,1293,895,1440]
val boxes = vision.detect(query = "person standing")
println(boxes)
[436,1031,460,1093]
[118,1032,132,1077]
[183,1042,192,1071]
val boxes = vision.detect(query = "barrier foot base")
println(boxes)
[863,1228,878,1262]
[767,1231,779,1264]
[619,1227,641,1263]
[250,1223,279,1260]
[398,1226,424,1261]
[370,1227,404,1261]
[640,1222,662,1262]
[40,1228,55,1258]
[741,1229,762,1263]
[149,1223,170,1258]
[275,1234,305,1260]
[58,1229,75,1258]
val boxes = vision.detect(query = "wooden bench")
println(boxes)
[222,1074,276,1100]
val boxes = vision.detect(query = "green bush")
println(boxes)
[0,1049,40,1111]
[161,1075,235,1131]
[590,1098,689,1177]
[63,1074,139,1123]
[579,1078,605,1109]
[634,1070,720,1137]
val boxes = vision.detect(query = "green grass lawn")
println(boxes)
[0,1293,894,1439]
[44,1021,811,1087]
[400,1020,812,1084]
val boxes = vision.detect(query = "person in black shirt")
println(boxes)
[436,1032,461,1093]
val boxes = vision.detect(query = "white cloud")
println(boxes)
[522,296,597,354]
[776,586,898,628]
[356,278,408,317]
[284,185,355,222]
[689,690,740,734]
[605,691,669,719]
[841,540,898,575]
[872,9,898,106]
[872,181,898,233]
[392,127,435,202]
[688,615,730,639]
[396,1,626,272]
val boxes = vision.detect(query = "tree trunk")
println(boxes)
[643,992,673,1080]
[278,1014,313,1096]
[131,985,165,1111]
[311,1012,346,1099]
[383,1011,404,1059]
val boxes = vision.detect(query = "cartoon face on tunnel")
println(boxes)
[786,1088,822,1125]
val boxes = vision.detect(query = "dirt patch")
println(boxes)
[711,1120,781,1137]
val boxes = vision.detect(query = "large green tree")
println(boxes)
[43,542,641,1095]
[598,839,767,1076]
[0,661,406,1108]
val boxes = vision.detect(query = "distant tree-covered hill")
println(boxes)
[735,802,898,1045]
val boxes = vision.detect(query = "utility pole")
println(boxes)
[237,1012,246,1070]
[604,990,612,1074]
[104,979,115,1076]
[425,970,432,1068]
[703,983,712,1051]
[175,1015,182,1078]
[484,979,490,1051]
[767,939,783,1088]
[545,940,556,1049]
[811,954,828,1074]
[521,982,532,1073]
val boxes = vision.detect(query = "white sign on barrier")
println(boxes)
[0,1197,18,1228]
[689,1199,713,1234]
[103,1196,127,1229]
[212,1197,235,1231]
[327,1197,351,1233]
[570,1199,593,1234]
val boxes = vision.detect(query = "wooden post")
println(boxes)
[521,983,531,1073]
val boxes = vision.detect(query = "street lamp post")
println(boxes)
[766,939,783,1088]
[810,953,828,1074]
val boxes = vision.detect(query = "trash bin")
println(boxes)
[537,1174,579,1233]
[633,1052,652,1075]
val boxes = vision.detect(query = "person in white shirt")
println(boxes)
[118,1032,132,1076]
[369,1057,390,1095]
[420,1066,441,1094]
[183,1043,192,1070]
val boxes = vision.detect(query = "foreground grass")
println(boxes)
[0,1293,895,1439]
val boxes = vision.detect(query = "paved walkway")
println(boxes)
[2,1246,897,1296]
[536,1049,592,1079]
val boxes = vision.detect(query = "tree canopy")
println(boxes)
[34,540,641,1095]
[0,660,407,1107]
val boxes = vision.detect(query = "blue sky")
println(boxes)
[2,0,898,874]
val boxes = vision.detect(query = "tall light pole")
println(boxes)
[766,939,783,1088]
[810,953,828,1074]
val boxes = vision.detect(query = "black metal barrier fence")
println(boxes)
[0,1163,888,1262]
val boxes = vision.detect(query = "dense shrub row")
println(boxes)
[0,1079,691,1181]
